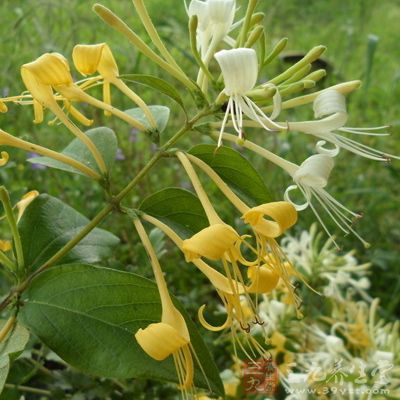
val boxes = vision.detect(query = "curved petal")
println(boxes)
[242,201,298,238]
[135,322,189,361]
[198,303,232,331]
[182,223,240,261]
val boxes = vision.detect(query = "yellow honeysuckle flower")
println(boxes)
[0,151,9,167]
[142,213,271,360]
[16,190,39,222]
[242,201,298,238]
[0,129,101,180]
[133,218,202,395]
[22,52,146,131]
[72,43,157,129]
[182,223,240,262]
[21,53,107,174]
[184,152,302,311]
[246,264,280,293]
[0,240,12,252]
[241,201,303,311]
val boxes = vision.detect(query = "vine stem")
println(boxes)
[7,106,214,301]
[0,187,24,276]
[4,384,52,396]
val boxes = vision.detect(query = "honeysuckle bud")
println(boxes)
[73,43,157,129]
[182,224,240,262]
[289,89,399,161]
[16,190,39,222]
[215,48,283,146]
[0,129,101,180]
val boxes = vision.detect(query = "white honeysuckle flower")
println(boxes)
[288,89,399,161]
[221,134,366,245]
[215,48,282,146]
[188,0,236,58]
[283,150,368,248]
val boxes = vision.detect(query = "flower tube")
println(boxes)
[133,218,198,395]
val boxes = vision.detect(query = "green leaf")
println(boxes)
[20,264,224,396]
[0,320,29,360]
[125,105,170,134]
[0,320,29,395]
[189,144,272,206]
[28,127,118,176]
[0,356,9,393]
[120,74,186,113]
[139,188,208,238]
[18,194,119,270]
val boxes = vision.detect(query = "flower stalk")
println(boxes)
[0,129,101,180]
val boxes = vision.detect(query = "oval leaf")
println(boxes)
[120,74,186,112]
[125,105,170,134]
[139,188,208,238]
[0,320,29,360]
[28,127,117,176]
[0,320,29,395]
[20,263,224,396]
[189,144,272,206]
[18,194,119,270]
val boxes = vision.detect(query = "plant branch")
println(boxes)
[6,106,215,302]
